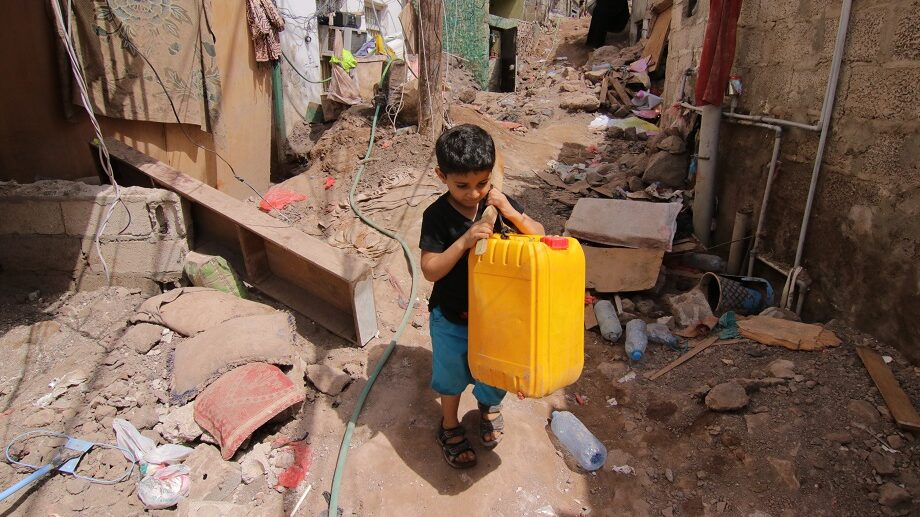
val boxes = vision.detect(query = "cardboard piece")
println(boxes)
[585,304,599,330]
[565,198,681,251]
[583,246,664,292]
[737,316,841,351]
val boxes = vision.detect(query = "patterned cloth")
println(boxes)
[245,0,285,62]
[66,0,222,130]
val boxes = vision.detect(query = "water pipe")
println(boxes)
[692,104,721,247]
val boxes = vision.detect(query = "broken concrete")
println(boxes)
[306,364,352,396]
[665,289,715,328]
[122,323,163,354]
[158,402,204,443]
[183,444,243,502]
[642,151,688,188]
[560,93,601,111]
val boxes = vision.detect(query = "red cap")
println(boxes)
[541,236,569,250]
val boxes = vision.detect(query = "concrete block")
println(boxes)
[845,65,920,120]
[0,235,82,272]
[0,201,65,235]
[892,6,920,60]
[82,238,188,279]
[60,199,153,237]
[73,272,162,296]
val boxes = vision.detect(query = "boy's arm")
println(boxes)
[487,189,545,235]
[421,219,493,282]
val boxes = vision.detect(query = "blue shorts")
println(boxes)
[429,307,505,407]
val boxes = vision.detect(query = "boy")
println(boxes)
[420,124,545,468]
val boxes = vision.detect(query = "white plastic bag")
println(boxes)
[137,464,191,509]
[113,418,193,465]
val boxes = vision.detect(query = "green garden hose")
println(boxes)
[327,75,419,514]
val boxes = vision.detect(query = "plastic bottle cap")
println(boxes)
[541,236,569,250]
[630,351,643,361]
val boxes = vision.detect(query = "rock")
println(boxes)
[716,501,727,514]
[620,299,636,312]
[560,93,600,112]
[665,289,715,328]
[696,470,707,480]
[585,163,616,186]
[124,405,159,430]
[767,457,800,490]
[122,323,163,354]
[823,431,853,444]
[661,507,674,517]
[306,364,352,396]
[159,402,204,443]
[184,444,242,502]
[24,408,58,428]
[642,151,689,188]
[878,483,912,507]
[869,452,897,476]
[721,430,742,448]
[705,382,749,412]
[665,468,674,482]
[65,477,91,496]
[767,359,796,379]
[887,435,905,450]
[759,307,801,322]
[560,82,582,93]
[607,126,625,139]
[627,176,645,192]
[847,399,881,424]
[458,89,477,104]
[656,135,686,154]
[744,412,770,434]
[563,66,578,79]
[584,69,607,83]
[240,444,271,485]
[636,299,656,315]
[597,361,629,380]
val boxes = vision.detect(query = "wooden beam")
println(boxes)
[856,346,920,432]
[610,76,633,106]
[648,336,720,380]
[100,138,378,346]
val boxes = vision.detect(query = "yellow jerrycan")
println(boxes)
[468,234,585,398]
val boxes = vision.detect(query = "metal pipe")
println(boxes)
[693,104,722,246]
[792,0,853,272]
[728,208,752,275]
[721,111,819,132]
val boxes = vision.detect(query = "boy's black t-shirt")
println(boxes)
[419,192,525,325]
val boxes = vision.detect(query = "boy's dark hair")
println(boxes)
[435,124,495,174]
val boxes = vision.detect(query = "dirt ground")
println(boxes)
[1,15,919,517]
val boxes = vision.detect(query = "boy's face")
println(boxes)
[436,168,491,209]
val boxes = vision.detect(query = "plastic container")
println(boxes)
[646,323,678,348]
[469,235,585,398]
[594,300,623,342]
[550,411,607,471]
[624,319,648,361]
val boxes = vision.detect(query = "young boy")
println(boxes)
[420,124,545,468]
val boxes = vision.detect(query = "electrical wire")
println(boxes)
[281,49,332,83]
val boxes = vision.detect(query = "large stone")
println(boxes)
[847,399,881,424]
[767,359,796,379]
[656,135,686,154]
[159,402,204,443]
[642,151,689,188]
[705,382,750,412]
[184,444,242,502]
[306,364,352,396]
[869,452,897,476]
[878,483,912,507]
[560,93,601,112]
[585,69,608,83]
[665,289,714,328]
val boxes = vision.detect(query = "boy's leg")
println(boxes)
[429,308,477,465]
[441,393,462,429]
[473,382,506,444]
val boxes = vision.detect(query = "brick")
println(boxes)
[60,199,153,237]
[843,6,885,62]
[844,65,920,120]
[82,238,188,278]
[892,2,920,60]
[0,201,65,235]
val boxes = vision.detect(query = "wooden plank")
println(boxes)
[583,246,664,292]
[598,75,610,105]
[856,347,920,432]
[102,138,377,346]
[648,336,719,380]
[584,304,598,330]
[644,7,672,72]
[737,316,841,351]
[610,77,633,106]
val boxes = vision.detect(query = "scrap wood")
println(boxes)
[564,179,590,195]
[737,316,841,351]
[610,76,633,106]
[549,190,579,207]
[599,75,610,104]
[648,336,743,380]
[585,304,599,330]
[856,346,920,431]
[534,168,568,189]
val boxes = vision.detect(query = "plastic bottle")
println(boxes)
[550,411,607,471]
[594,300,622,342]
[680,253,726,272]
[646,323,679,348]
[624,319,648,361]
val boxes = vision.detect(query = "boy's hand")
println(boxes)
[486,188,516,218]
[462,220,493,249]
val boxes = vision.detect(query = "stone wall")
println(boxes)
[0,181,190,294]
[663,0,920,361]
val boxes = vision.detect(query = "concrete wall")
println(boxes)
[0,180,190,295]
[663,0,920,361]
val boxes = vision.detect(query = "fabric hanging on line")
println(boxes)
[327,31,363,106]
[694,0,744,106]
[245,0,285,62]
[64,0,222,130]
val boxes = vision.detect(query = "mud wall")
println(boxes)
[663,0,920,361]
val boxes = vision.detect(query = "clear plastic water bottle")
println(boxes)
[550,411,607,471]
[646,323,678,348]
[594,300,622,342]
[624,319,648,361]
